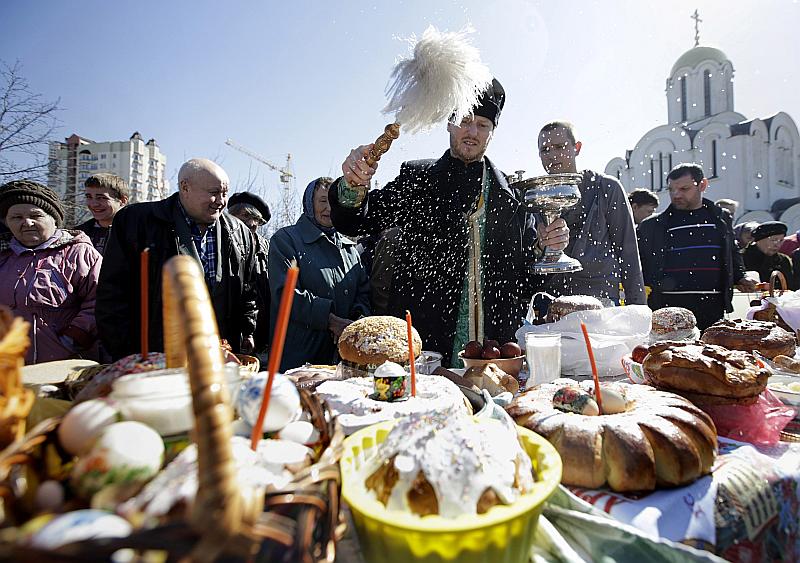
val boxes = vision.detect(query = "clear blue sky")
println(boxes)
[2,1,798,222]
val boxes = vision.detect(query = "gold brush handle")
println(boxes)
[364,123,400,168]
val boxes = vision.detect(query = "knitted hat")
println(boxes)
[472,78,506,127]
[751,221,788,242]
[0,180,65,227]
[228,191,271,224]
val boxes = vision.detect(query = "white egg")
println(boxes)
[58,399,122,455]
[71,421,164,498]
[277,420,320,446]
[236,372,301,432]
[256,439,313,472]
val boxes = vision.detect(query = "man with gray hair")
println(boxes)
[96,158,259,359]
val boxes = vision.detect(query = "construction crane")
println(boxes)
[225,138,298,232]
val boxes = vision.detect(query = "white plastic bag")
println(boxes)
[515,305,652,377]
[746,291,800,332]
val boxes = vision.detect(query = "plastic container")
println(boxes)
[340,418,562,563]
[110,364,242,436]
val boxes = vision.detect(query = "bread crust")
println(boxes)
[506,381,717,492]
[338,316,422,365]
[643,342,768,402]
[700,318,795,359]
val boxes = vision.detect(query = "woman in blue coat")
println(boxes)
[268,177,371,370]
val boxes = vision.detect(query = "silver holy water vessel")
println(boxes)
[511,173,584,274]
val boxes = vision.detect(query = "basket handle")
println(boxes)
[770,270,788,297]
[162,256,260,562]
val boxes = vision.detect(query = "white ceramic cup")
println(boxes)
[525,332,562,389]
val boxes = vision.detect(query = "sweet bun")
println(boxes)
[700,318,795,359]
[649,307,699,342]
[338,316,422,366]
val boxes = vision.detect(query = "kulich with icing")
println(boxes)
[700,318,795,359]
[315,373,471,435]
[506,380,717,492]
[362,410,534,517]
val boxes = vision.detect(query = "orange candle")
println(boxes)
[251,260,299,450]
[580,322,604,415]
[406,310,416,397]
[140,248,149,360]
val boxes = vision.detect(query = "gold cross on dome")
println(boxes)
[691,9,702,47]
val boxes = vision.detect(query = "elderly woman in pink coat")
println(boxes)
[0,180,102,364]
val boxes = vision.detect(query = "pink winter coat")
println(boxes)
[0,229,102,364]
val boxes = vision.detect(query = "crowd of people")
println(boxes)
[1,77,795,370]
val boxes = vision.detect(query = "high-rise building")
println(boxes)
[48,131,169,226]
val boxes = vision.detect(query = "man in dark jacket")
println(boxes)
[227,191,271,354]
[537,121,645,305]
[637,163,755,329]
[96,158,258,359]
[330,79,568,365]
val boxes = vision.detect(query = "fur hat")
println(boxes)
[0,180,65,227]
[473,78,505,127]
[228,192,271,224]
[752,221,788,242]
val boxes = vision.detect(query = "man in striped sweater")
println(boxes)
[637,163,756,330]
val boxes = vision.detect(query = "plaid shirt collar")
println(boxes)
[178,202,218,285]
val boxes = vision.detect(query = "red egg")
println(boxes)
[463,340,483,359]
[482,346,501,360]
[500,342,522,358]
[631,345,649,364]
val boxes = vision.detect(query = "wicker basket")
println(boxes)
[0,256,344,562]
[0,310,34,450]
[752,270,794,335]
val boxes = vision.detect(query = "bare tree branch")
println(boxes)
[0,60,61,182]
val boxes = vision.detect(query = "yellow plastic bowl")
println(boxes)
[340,418,562,563]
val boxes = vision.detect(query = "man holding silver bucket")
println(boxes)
[329,79,569,366]
[536,120,645,305]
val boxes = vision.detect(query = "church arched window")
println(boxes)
[679,77,687,122]
[703,71,712,117]
[658,152,664,190]
[650,157,655,190]
[711,139,718,178]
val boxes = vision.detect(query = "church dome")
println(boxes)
[670,46,729,76]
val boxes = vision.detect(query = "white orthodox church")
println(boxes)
[605,44,800,227]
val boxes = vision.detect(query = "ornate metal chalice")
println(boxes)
[512,173,584,274]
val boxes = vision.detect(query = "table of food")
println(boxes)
[2,264,800,562]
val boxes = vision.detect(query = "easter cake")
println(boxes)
[506,380,717,492]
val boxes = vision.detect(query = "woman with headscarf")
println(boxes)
[0,180,102,364]
[268,177,371,370]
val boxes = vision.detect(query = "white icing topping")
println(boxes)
[316,374,469,435]
[373,361,406,379]
[362,411,534,518]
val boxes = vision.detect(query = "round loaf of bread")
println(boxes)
[338,316,422,366]
[546,295,603,323]
[652,307,696,335]
[700,318,795,359]
[643,341,769,405]
[506,380,717,492]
